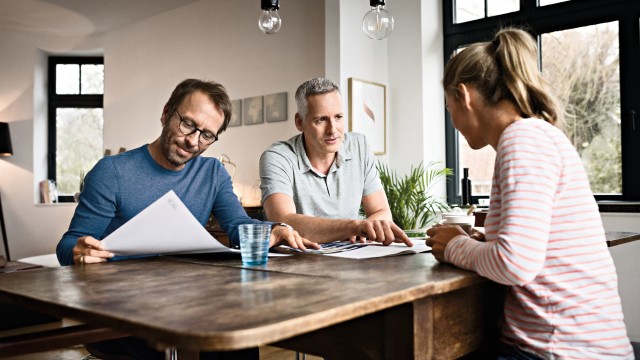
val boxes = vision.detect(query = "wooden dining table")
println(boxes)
[0,251,503,360]
[605,231,640,247]
[2,231,638,359]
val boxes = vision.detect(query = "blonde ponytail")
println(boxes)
[443,28,565,127]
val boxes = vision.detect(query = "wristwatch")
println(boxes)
[276,222,294,232]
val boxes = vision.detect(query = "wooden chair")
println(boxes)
[0,317,125,358]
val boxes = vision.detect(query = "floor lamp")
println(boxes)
[1,122,14,261]
[0,192,9,261]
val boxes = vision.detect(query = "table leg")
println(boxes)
[164,347,199,360]
[383,296,432,359]
[273,281,498,359]
[165,348,177,360]
[273,299,429,359]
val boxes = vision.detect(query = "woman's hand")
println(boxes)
[469,228,486,242]
[426,225,467,262]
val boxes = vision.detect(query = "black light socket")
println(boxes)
[261,0,280,10]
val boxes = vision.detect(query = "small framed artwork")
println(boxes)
[242,96,264,126]
[348,78,387,155]
[228,99,242,127]
[264,92,288,123]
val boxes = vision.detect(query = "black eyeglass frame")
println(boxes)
[175,112,218,145]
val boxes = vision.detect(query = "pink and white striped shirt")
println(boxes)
[445,118,633,359]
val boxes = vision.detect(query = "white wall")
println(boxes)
[0,0,324,260]
[335,0,389,103]
[602,214,640,342]
[331,0,446,195]
[387,0,446,184]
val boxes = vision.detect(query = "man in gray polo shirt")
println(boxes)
[259,78,411,245]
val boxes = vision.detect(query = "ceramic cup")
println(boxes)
[441,212,475,226]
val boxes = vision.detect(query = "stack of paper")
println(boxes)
[102,191,231,256]
[279,240,431,259]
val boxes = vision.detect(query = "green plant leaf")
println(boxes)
[376,161,451,230]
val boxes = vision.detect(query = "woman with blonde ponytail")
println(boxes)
[428,28,632,359]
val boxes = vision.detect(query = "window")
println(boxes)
[48,57,104,201]
[454,0,519,23]
[443,0,640,206]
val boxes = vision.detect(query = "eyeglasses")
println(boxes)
[175,112,218,145]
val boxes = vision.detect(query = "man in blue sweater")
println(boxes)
[56,78,317,359]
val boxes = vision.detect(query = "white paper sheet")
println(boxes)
[102,190,232,256]
[325,240,431,259]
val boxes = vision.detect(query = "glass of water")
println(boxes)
[238,224,272,266]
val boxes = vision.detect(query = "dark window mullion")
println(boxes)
[46,102,56,180]
[47,58,57,180]
[77,65,82,95]
[53,95,103,108]
[618,5,640,199]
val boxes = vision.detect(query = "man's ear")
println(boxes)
[294,113,304,131]
[457,83,472,111]
[161,106,169,126]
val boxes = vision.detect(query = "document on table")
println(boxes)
[278,239,431,259]
[102,190,231,256]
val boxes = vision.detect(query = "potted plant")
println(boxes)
[377,161,452,237]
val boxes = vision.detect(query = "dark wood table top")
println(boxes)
[605,231,640,247]
[0,253,483,352]
[0,261,42,274]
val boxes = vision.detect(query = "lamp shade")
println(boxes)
[0,122,13,156]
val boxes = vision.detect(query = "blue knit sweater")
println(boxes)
[56,145,261,265]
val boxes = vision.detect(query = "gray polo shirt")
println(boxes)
[259,132,382,219]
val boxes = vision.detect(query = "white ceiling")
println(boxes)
[0,0,202,36]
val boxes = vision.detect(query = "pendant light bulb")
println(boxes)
[259,0,281,35]
[362,0,394,40]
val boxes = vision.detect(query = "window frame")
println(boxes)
[47,56,104,200]
[443,0,640,207]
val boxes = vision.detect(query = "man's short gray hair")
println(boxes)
[295,78,340,119]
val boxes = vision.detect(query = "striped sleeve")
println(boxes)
[445,124,560,285]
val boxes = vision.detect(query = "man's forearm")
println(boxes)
[365,208,393,221]
[274,213,361,244]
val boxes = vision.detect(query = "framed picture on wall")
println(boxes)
[242,96,264,126]
[348,78,387,155]
[228,99,242,127]
[264,92,288,122]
